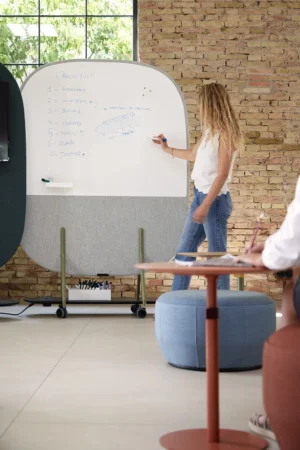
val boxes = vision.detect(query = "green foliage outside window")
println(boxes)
[0,0,135,84]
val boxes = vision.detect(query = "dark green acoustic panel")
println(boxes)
[0,64,26,267]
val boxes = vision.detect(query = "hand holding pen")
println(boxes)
[237,213,265,267]
[243,241,265,255]
[246,213,264,254]
[152,134,168,150]
[152,134,176,158]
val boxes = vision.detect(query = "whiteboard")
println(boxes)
[21,61,189,275]
[22,60,188,197]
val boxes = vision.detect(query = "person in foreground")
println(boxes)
[238,175,300,441]
[154,83,243,291]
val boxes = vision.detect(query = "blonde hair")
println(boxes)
[198,83,244,154]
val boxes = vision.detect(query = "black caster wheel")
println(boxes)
[136,307,147,319]
[56,307,68,318]
[131,304,139,314]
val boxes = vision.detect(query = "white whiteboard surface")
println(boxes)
[22,60,188,197]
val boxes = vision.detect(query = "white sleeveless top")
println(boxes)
[191,129,236,195]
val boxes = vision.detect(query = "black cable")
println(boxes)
[0,303,34,316]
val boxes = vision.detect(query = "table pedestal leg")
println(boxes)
[206,275,219,442]
[160,276,268,450]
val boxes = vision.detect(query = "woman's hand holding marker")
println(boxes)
[152,134,176,158]
[152,134,169,151]
[152,135,197,162]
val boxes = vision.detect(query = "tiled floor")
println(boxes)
[0,305,279,450]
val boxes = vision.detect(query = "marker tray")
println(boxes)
[67,286,111,301]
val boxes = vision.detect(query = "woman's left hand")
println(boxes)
[193,204,209,224]
[237,253,264,267]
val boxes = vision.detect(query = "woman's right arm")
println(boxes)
[153,134,199,162]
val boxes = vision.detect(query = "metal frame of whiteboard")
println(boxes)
[21,60,189,276]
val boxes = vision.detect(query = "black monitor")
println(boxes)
[0,81,9,162]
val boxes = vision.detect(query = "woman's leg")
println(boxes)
[203,192,232,290]
[249,277,300,441]
[172,189,206,291]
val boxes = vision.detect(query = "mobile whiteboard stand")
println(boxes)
[24,228,153,319]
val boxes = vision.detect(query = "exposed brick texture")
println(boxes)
[1,1,300,306]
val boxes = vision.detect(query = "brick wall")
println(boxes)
[1,0,300,305]
[138,0,300,304]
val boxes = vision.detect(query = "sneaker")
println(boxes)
[248,414,276,441]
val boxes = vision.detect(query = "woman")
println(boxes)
[238,175,300,441]
[154,83,243,290]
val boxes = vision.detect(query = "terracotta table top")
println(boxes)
[178,251,240,257]
[135,262,269,277]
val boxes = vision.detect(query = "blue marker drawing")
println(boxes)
[57,151,84,158]
[56,71,77,81]
[62,87,86,93]
[62,108,80,114]
[63,121,82,126]
[62,99,87,104]
[62,99,97,107]
[61,131,76,137]
[59,140,75,146]
[95,112,141,139]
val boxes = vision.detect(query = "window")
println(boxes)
[0,0,137,84]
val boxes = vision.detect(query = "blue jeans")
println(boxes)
[172,187,232,291]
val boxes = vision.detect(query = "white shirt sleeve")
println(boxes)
[262,177,300,271]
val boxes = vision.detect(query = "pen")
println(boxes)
[248,213,264,253]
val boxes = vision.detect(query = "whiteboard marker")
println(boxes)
[151,136,167,142]
[41,178,50,183]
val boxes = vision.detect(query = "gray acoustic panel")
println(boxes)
[22,196,188,276]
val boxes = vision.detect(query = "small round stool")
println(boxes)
[155,290,276,371]
[263,322,300,450]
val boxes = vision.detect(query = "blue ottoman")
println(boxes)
[155,290,276,371]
